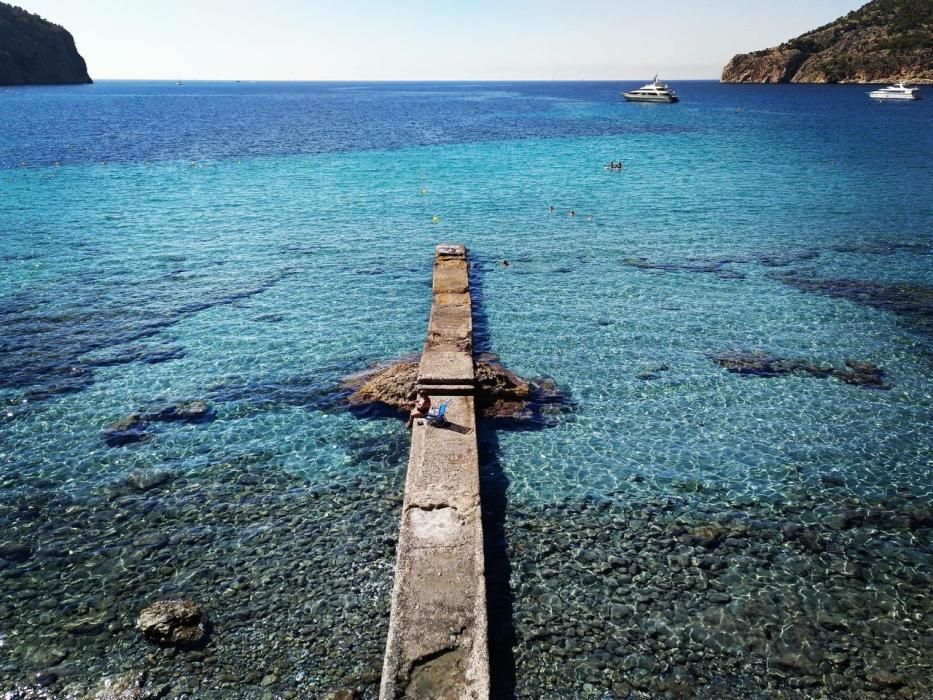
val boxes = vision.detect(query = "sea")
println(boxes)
[1,81,931,699]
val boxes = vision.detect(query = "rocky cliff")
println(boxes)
[0,2,91,85]
[722,0,933,84]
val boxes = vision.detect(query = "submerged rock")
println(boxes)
[141,400,212,423]
[623,256,746,280]
[136,599,207,647]
[322,689,361,700]
[710,350,890,389]
[124,469,173,492]
[83,671,147,700]
[636,364,670,381]
[102,401,214,446]
[82,343,185,367]
[1,270,295,403]
[709,351,833,379]
[771,270,933,337]
[0,541,32,562]
[101,415,148,447]
[833,360,890,389]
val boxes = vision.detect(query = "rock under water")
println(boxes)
[709,350,891,389]
[136,599,207,648]
[771,270,933,337]
[101,401,215,446]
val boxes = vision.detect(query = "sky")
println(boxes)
[17,0,864,81]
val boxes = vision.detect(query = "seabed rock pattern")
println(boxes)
[0,266,297,410]
[498,491,932,699]
[0,459,402,699]
[623,244,933,339]
[0,447,929,698]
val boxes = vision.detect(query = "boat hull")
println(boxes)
[622,93,678,103]
[868,92,920,100]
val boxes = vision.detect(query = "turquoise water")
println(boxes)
[1,81,931,698]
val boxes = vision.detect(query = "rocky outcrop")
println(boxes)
[136,599,207,647]
[0,2,92,85]
[722,0,933,84]
[344,353,571,424]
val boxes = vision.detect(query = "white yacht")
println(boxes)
[868,82,921,100]
[622,76,679,103]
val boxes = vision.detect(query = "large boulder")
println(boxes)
[136,599,207,647]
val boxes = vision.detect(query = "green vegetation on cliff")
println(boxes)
[0,2,91,85]
[722,0,933,84]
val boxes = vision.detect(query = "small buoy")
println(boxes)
[432,215,440,224]
[421,188,429,195]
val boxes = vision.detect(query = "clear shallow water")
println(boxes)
[1,81,931,698]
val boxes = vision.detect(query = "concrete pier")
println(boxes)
[380,245,489,699]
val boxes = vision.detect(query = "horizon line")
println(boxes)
[86,77,724,83]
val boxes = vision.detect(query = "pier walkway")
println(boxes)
[380,245,489,699]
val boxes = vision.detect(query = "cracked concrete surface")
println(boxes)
[380,245,489,699]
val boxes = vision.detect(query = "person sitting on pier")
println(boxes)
[405,390,431,429]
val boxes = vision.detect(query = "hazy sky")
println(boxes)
[19,0,862,80]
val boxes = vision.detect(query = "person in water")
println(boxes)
[406,390,431,429]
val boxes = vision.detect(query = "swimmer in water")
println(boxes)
[569,210,576,217]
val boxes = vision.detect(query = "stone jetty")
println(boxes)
[380,244,489,699]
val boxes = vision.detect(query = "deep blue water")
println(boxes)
[1,81,931,698]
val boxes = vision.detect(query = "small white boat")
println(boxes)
[868,82,921,100]
[622,76,678,103]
